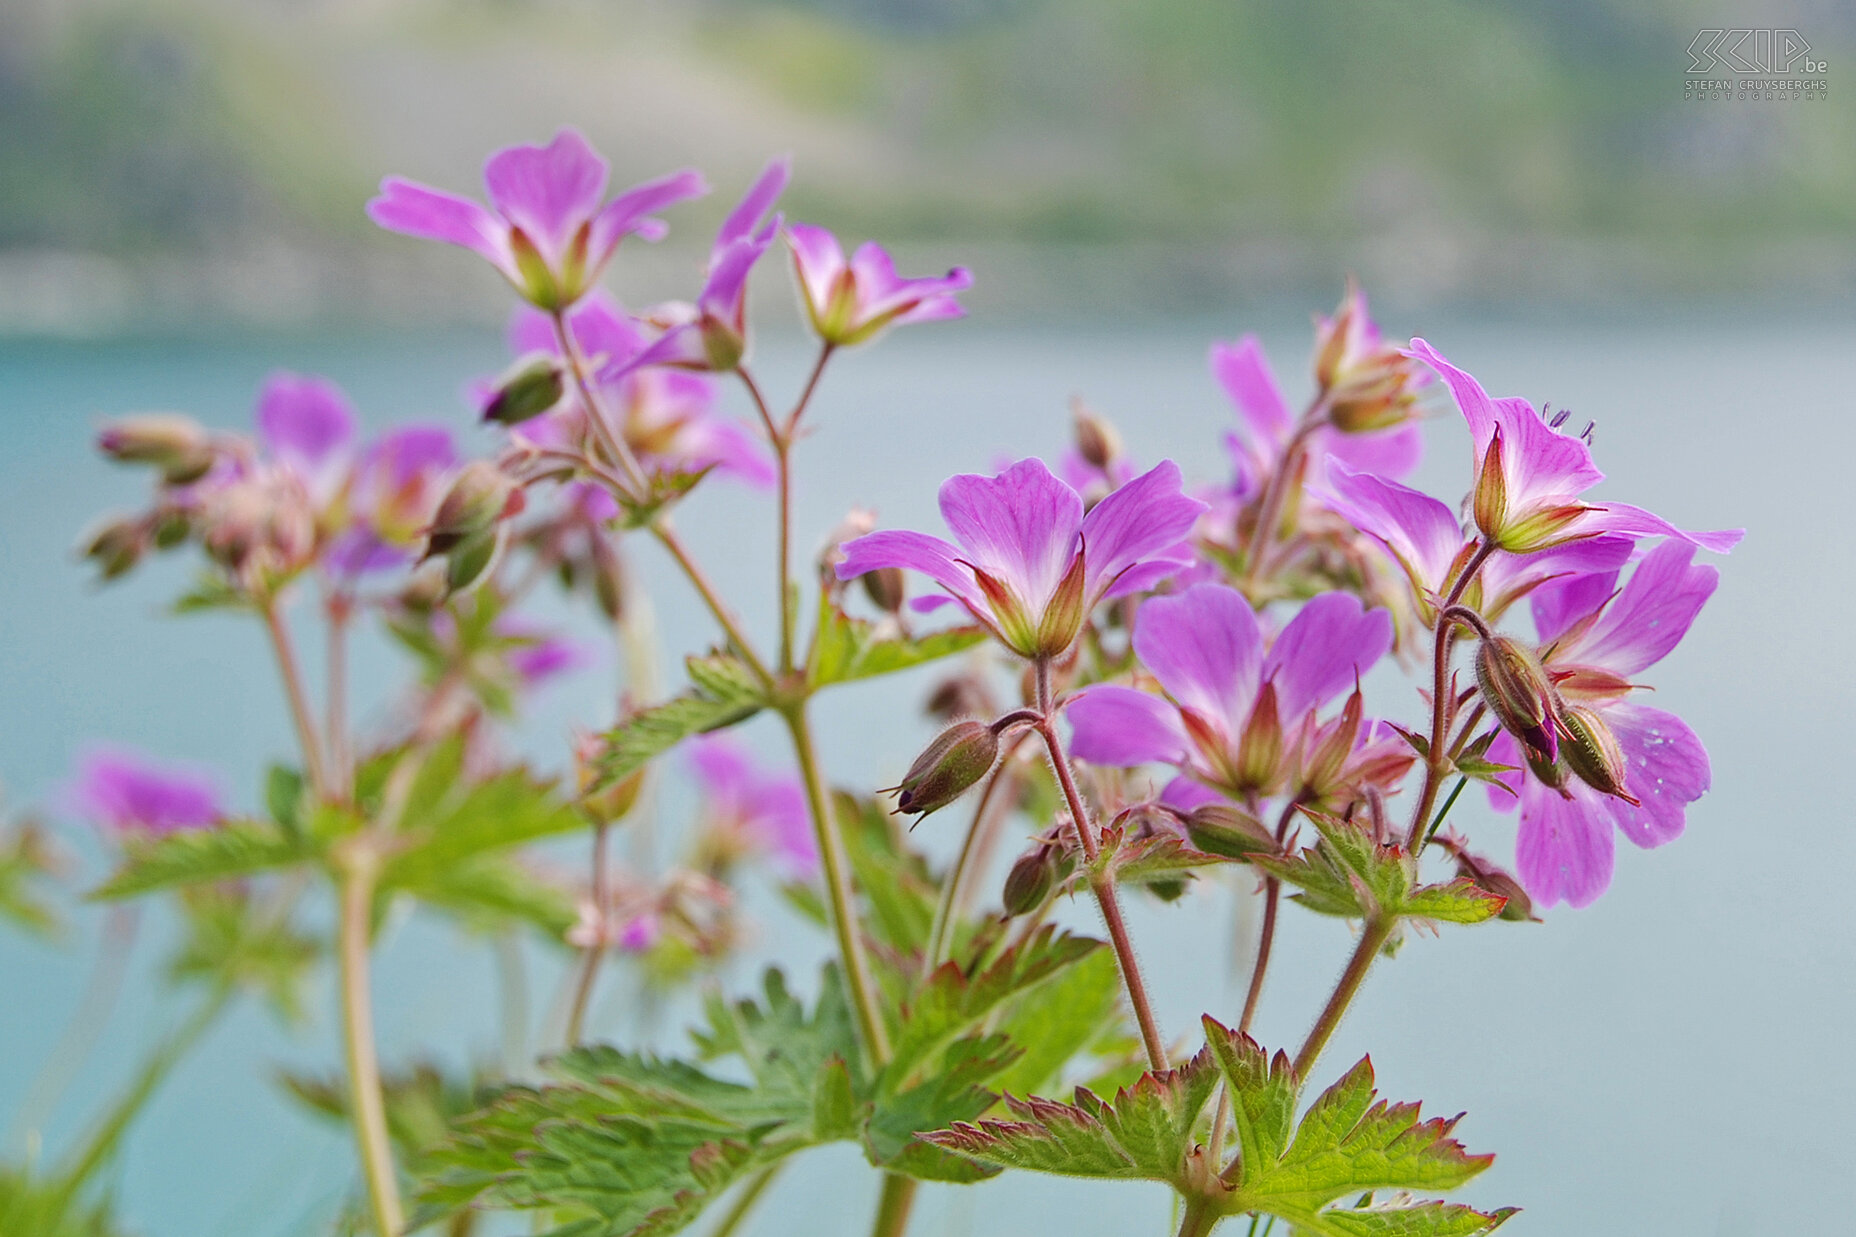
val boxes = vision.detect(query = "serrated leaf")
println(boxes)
[920,1049,1218,1186]
[399,855,578,938]
[171,574,248,614]
[1201,1018,1513,1234]
[807,595,988,689]
[834,791,939,954]
[866,1034,1012,1182]
[92,819,309,900]
[381,763,582,886]
[616,466,714,530]
[167,884,318,1021]
[1252,813,1502,926]
[1399,878,1506,925]
[592,654,766,790]
[988,947,1126,1098]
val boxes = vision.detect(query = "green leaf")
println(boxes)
[988,947,1126,1098]
[1251,813,1504,926]
[381,763,582,886]
[692,968,862,1122]
[865,1034,1013,1182]
[592,653,766,790]
[0,819,65,939]
[1201,1018,1514,1234]
[171,574,248,614]
[92,819,309,900]
[919,1049,1220,1187]
[616,466,714,530]
[397,855,578,939]
[166,884,319,1022]
[833,790,939,955]
[807,595,987,689]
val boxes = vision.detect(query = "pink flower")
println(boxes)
[837,458,1205,659]
[686,735,816,879]
[1067,585,1396,805]
[70,747,223,836]
[1409,339,1742,556]
[787,223,971,346]
[368,129,707,310]
[1486,541,1721,908]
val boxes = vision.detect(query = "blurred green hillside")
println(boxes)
[1,0,1851,329]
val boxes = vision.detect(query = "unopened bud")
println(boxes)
[891,720,999,818]
[589,533,625,621]
[860,567,906,614]
[1235,682,1284,792]
[445,528,502,595]
[699,310,746,372]
[1558,705,1638,805]
[1450,847,1536,923]
[1072,403,1122,471]
[425,461,523,559]
[1475,635,1560,761]
[482,354,565,425]
[97,415,215,485]
[1002,843,1061,916]
[1184,803,1276,860]
[81,516,149,580]
[396,565,448,612]
[924,674,993,722]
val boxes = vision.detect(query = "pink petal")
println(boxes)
[1078,461,1207,603]
[1066,686,1189,768]
[1555,540,1719,674]
[1319,465,1462,597]
[938,459,1083,609]
[1515,780,1615,909]
[482,128,609,256]
[717,158,790,249]
[256,372,357,473]
[1210,336,1292,458]
[1602,703,1709,848]
[1131,584,1264,737]
[366,178,512,274]
[1318,421,1423,482]
[587,167,709,263]
[786,223,846,315]
[1567,502,1744,555]
[837,529,985,614]
[1263,592,1392,720]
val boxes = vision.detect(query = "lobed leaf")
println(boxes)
[807,596,987,689]
[592,653,766,790]
[91,818,308,900]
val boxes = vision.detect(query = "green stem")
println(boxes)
[563,822,611,1047]
[921,733,1028,979]
[1237,801,1301,1035]
[707,1163,781,1237]
[551,310,650,495]
[781,704,891,1067]
[49,980,232,1205]
[736,367,796,674]
[1423,777,1470,847]
[650,520,776,689]
[1176,1197,1223,1237]
[325,589,354,803]
[1292,916,1392,1081]
[262,596,328,800]
[867,1174,918,1237]
[1403,541,1497,852]
[1033,660,1168,1071]
[337,847,404,1237]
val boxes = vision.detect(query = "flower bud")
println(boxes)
[699,310,747,373]
[1072,403,1122,471]
[891,720,999,818]
[445,528,503,595]
[424,461,523,559]
[97,415,215,485]
[860,566,906,614]
[1032,552,1089,658]
[1558,705,1639,805]
[1002,843,1061,916]
[81,516,149,580]
[1525,746,1570,795]
[1235,682,1284,792]
[1183,803,1276,860]
[1446,841,1536,923]
[482,354,565,426]
[1475,635,1560,761]
[924,674,993,722]
[1472,431,1509,543]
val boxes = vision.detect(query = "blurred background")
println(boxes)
[1,2,1852,1236]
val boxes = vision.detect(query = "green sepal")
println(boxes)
[1250,812,1506,926]
[615,466,714,530]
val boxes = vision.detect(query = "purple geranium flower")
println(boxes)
[1486,541,1720,908]
[1213,333,1421,503]
[1409,339,1742,555]
[837,458,1206,659]
[1068,584,1395,805]
[367,129,707,310]
[255,371,359,505]
[324,425,460,578]
[1320,463,1637,628]
[787,223,971,347]
[70,747,223,836]
[493,617,592,688]
[686,735,816,879]
[501,293,773,487]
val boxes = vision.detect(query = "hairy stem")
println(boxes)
[781,704,891,1066]
[1403,542,1497,852]
[867,1174,918,1237]
[922,733,1029,979]
[262,596,327,800]
[325,589,353,803]
[563,822,612,1047]
[707,1163,781,1237]
[1176,1197,1223,1237]
[1034,660,1168,1071]
[551,310,649,495]
[336,846,404,1237]
[1292,916,1393,1081]
[737,367,797,673]
[1237,801,1302,1035]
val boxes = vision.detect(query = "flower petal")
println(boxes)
[588,167,709,260]
[1066,685,1189,768]
[1602,703,1709,848]
[1567,502,1744,555]
[939,459,1083,610]
[836,529,984,613]
[1555,539,1719,674]
[256,372,357,491]
[1319,464,1462,597]
[1515,780,1616,909]
[1319,421,1423,482]
[366,178,512,273]
[786,222,846,314]
[1079,461,1207,603]
[1263,592,1393,720]
[1210,336,1292,456]
[483,128,609,255]
[1131,584,1263,736]
[717,158,791,249]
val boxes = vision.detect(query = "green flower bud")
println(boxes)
[1472,430,1508,543]
[1184,803,1277,860]
[1558,705,1639,805]
[425,461,523,559]
[81,516,149,580]
[97,414,215,485]
[482,354,565,426]
[891,720,999,818]
[860,566,907,614]
[1002,843,1061,916]
[1475,635,1561,760]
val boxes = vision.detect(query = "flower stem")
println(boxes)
[922,733,1028,979]
[336,844,404,1237]
[1292,915,1392,1081]
[563,821,612,1047]
[261,596,328,800]
[1033,660,1168,1071]
[650,520,777,689]
[1237,801,1301,1036]
[738,368,797,673]
[1240,402,1325,592]
[867,1174,918,1237]
[1403,542,1496,852]
[1176,1197,1223,1237]
[780,703,891,1067]
[551,310,650,495]
[325,589,353,803]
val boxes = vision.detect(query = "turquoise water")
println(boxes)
[1,317,1851,1234]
